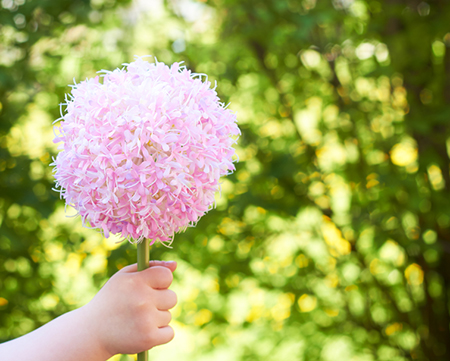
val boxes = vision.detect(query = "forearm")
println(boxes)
[0,306,112,361]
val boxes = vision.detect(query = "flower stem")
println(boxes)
[137,239,150,271]
[137,240,150,361]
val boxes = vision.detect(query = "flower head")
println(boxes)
[51,57,239,244]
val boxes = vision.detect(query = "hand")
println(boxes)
[81,260,178,357]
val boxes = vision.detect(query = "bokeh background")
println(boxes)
[1,0,450,360]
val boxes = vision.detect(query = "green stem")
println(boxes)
[137,240,150,361]
[137,239,150,272]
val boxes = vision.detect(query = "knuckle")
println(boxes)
[135,299,155,320]
[135,292,149,309]
[113,274,137,294]
[123,274,139,288]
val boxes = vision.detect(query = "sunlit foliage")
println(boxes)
[1,0,450,360]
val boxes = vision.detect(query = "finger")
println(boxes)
[155,326,175,346]
[150,261,177,272]
[119,261,177,273]
[141,266,173,289]
[156,310,172,327]
[155,289,177,310]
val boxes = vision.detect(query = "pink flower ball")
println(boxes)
[51,57,239,244]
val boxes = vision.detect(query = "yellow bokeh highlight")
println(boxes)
[5,104,56,159]
[271,293,295,322]
[246,306,264,323]
[325,309,339,317]
[44,242,65,262]
[294,96,323,144]
[392,85,408,111]
[91,246,107,257]
[427,164,445,191]
[298,294,317,313]
[217,217,244,236]
[40,294,60,310]
[369,259,379,275]
[405,263,424,285]
[345,285,358,291]
[366,179,379,189]
[259,120,283,139]
[301,50,322,68]
[295,254,309,268]
[64,253,84,276]
[390,141,418,167]
[316,136,347,171]
[379,240,405,266]
[194,309,213,326]
[385,322,403,336]
[370,258,385,275]
[328,256,337,270]
[0,297,8,306]
[102,237,122,251]
[321,218,351,256]
[325,273,339,288]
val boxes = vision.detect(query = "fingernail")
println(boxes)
[164,261,175,265]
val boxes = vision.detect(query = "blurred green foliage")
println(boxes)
[1,0,450,360]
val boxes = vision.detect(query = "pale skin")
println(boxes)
[0,260,178,361]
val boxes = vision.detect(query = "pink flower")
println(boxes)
[51,57,240,245]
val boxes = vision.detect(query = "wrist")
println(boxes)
[75,305,115,360]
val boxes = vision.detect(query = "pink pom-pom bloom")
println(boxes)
[51,57,240,244]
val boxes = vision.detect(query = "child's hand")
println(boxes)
[81,260,178,357]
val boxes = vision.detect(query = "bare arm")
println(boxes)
[0,261,177,361]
